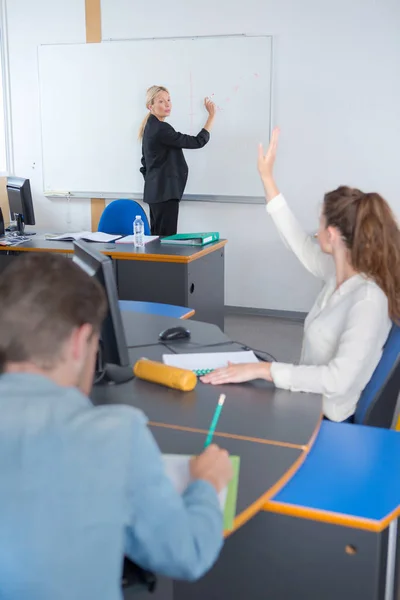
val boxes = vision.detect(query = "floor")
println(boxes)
[225,313,304,365]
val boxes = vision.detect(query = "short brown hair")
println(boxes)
[0,253,107,370]
[323,186,400,322]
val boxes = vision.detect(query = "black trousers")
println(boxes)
[149,200,179,236]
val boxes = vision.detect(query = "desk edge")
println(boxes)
[226,412,323,536]
[0,239,227,264]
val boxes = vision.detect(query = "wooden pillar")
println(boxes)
[0,176,8,223]
[85,0,102,43]
[85,0,105,231]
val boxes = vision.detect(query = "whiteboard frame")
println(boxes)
[43,190,266,204]
[40,33,274,204]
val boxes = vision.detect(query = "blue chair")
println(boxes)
[355,323,400,428]
[119,300,195,320]
[98,199,150,236]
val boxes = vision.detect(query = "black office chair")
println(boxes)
[122,557,156,594]
[354,324,400,428]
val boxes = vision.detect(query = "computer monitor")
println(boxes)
[73,240,134,385]
[6,177,36,235]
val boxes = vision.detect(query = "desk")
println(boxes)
[261,421,400,600]
[95,313,323,527]
[93,312,323,599]
[0,237,226,329]
[94,312,400,600]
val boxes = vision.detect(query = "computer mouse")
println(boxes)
[159,326,191,342]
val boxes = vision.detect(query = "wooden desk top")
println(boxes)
[91,312,323,535]
[0,236,227,264]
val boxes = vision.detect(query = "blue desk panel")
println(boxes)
[119,300,194,320]
[269,421,400,528]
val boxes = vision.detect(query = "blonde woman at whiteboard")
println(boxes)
[138,85,216,236]
[201,129,400,423]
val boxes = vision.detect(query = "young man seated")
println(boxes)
[0,253,233,600]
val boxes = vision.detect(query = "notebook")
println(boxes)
[160,232,219,246]
[163,454,240,531]
[163,351,258,376]
[44,231,122,243]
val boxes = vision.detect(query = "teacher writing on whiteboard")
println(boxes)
[138,85,216,236]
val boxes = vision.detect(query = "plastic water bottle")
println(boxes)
[133,215,144,248]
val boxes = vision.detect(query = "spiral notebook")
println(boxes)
[163,351,258,376]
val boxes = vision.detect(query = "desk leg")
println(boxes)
[386,519,398,600]
[174,512,390,600]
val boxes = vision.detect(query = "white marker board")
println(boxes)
[38,36,272,200]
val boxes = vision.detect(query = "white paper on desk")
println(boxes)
[162,350,258,372]
[115,235,159,245]
[163,454,227,510]
[45,231,121,243]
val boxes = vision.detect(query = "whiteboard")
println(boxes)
[38,36,272,200]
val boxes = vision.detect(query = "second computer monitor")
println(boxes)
[73,239,134,385]
[7,177,35,235]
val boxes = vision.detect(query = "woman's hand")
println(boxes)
[258,127,280,202]
[203,98,216,133]
[200,362,273,385]
[204,98,216,117]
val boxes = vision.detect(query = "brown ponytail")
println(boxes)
[323,186,400,323]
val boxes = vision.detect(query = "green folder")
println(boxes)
[160,232,219,246]
[224,455,241,531]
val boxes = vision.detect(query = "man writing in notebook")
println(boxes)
[0,253,233,600]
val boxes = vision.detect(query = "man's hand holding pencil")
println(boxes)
[190,395,233,494]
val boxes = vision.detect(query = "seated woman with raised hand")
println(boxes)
[202,128,400,422]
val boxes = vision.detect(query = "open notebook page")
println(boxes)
[163,454,240,531]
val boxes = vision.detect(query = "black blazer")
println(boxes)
[140,115,210,204]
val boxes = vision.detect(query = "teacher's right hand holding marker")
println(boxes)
[204,97,217,132]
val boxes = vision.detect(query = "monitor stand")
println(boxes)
[94,350,134,386]
[13,214,36,236]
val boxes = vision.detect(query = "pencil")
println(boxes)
[204,394,226,448]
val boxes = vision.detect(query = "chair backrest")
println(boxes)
[98,199,150,236]
[354,323,400,428]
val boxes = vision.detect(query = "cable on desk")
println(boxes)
[126,338,276,362]
[162,342,187,354]
[127,342,165,350]
[198,340,276,363]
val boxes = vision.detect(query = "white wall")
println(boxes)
[6,0,89,230]
[5,0,400,311]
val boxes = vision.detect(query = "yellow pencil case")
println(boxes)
[133,359,197,392]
